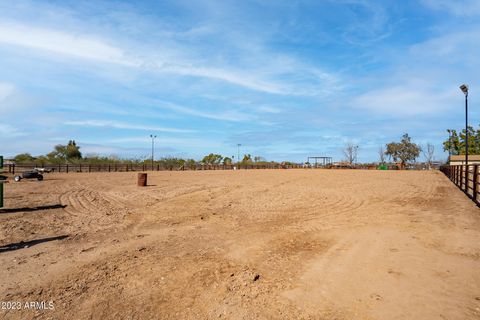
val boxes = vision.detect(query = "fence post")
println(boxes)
[474,165,478,202]
[464,165,470,194]
[66,164,69,173]
[455,166,460,187]
[458,166,460,185]
[0,156,4,208]
[461,165,464,189]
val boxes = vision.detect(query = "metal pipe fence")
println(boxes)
[5,163,306,174]
[6,163,438,175]
[440,165,479,206]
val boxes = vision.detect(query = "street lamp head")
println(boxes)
[460,84,469,95]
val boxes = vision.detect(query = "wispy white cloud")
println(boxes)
[351,23,480,118]
[409,29,480,66]
[162,65,286,95]
[64,120,194,133]
[0,123,27,137]
[421,0,480,16]
[352,85,457,116]
[257,106,282,114]
[0,22,138,66]
[159,102,253,122]
[337,0,392,45]
[0,82,50,114]
[0,82,15,101]
[0,18,341,97]
[105,136,222,148]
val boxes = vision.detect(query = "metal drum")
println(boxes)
[137,173,147,187]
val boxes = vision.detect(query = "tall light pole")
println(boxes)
[460,84,469,167]
[237,144,241,165]
[150,134,157,170]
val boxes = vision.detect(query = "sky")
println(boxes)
[0,0,479,163]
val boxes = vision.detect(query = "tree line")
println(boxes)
[11,141,278,168]
[343,133,435,169]
[12,131,457,169]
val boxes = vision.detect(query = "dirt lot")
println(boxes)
[0,169,479,319]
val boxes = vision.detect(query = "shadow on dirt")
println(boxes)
[0,204,67,214]
[0,235,69,253]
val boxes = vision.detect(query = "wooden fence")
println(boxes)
[440,165,480,206]
[5,163,305,174]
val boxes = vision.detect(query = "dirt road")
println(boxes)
[0,170,479,319]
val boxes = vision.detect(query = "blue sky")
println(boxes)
[0,0,479,163]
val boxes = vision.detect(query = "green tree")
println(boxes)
[159,157,184,170]
[385,134,421,169]
[48,140,82,163]
[201,153,223,165]
[36,155,49,165]
[185,159,196,169]
[223,157,232,165]
[13,153,36,163]
[242,154,252,163]
[66,140,82,160]
[443,126,480,155]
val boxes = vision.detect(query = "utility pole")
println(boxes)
[150,134,157,171]
[237,144,241,165]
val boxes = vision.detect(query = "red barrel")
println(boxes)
[137,173,147,186]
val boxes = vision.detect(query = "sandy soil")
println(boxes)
[0,169,479,319]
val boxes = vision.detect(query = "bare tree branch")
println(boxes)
[422,143,435,169]
[343,143,359,166]
[378,146,386,164]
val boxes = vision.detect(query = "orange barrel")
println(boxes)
[137,173,147,186]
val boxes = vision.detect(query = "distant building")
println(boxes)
[331,161,353,169]
[449,155,480,165]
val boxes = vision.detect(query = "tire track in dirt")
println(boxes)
[4,170,480,320]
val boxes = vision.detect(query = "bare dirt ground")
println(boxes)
[0,169,479,319]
